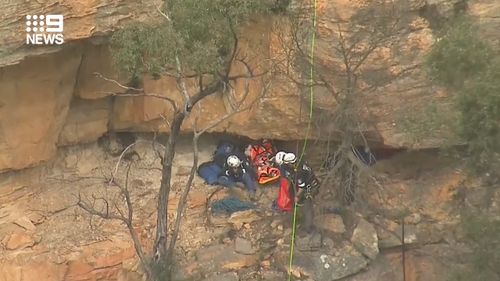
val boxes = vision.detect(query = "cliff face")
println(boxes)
[1,0,499,172]
[0,0,162,67]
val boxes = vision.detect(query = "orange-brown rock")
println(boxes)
[1,0,500,173]
[73,43,128,100]
[58,97,111,146]
[4,232,35,250]
[0,0,162,67]
[0,46,82,172]
[22,263,66,281]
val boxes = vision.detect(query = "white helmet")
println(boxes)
[227,155,242,167]
[283,153,297,164]
[274,151,286,165]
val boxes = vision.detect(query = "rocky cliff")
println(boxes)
[1,0,499,172]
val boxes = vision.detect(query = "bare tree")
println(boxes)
[78,42,272,280]
[77,163,155,278]
[277,0,413,204]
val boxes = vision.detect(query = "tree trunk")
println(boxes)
[153,111,185,262]
[152,80,223,275]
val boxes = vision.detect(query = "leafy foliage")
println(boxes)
[426,16,493,90]
[456,63,500,172]
[425,15,500,174]
[111,0,271,78]
[449,213,500,281]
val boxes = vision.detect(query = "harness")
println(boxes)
[288,164,320,201]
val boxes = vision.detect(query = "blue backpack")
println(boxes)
[197,161,223,185]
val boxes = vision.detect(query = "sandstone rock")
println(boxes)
[2,0,499,174]
[235,237,256,255]
[0,1,163,67]
[0,47,82,172]
[58,97,111,146]
[342,249,453,281]
[0,264,21,281]
[260,270,285,281]
[27,212,46,225]
[64,154,79,169]
[283,245,368,281]
[196,244,258,272]
[351,218,379,260]
[260,260,271,269]
[316,213,346,234]
[172,267,201,281]
[43,193,70,214]
[470,0,500,48]
[204,272,239,281]
[270,219,280,228]
[377,224,418,249]
[4,232,35,250]
[13,216,36,231]
[21,263,66,281]
[176,165,194,176]
[65,260,94,280]
[228,210,260,229]
[406,213,422,224]
[93,247,136,269]
[74,43,128,99]
[296,232,322,252]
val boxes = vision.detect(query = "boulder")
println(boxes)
[13,216,36,231]
[4,232,35,250]
[377,224,418,249]
[316,214,346,234]
[196,244,259,273]
[351,218,379,260]
[260,270,286,281]
[235,237,256,255]
[228,210,260,229]
[295,232,322,252]
[286,245,368,280]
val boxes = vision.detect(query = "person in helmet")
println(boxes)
[274,151,320,233]
[218,154,257,199]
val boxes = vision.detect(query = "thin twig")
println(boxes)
[93,72,177,111]
[156,4,171,22]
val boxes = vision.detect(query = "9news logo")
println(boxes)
[25,15,64,45]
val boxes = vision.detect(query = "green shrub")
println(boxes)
[426,16,493,90]
[110,0,270,78]
[425,15,500,174]
[449,213,500,281]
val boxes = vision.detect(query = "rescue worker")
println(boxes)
[274,151,320,233]
[218,155,257,199]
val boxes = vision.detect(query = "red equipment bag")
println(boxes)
[276,177,293,212]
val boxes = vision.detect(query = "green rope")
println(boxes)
[287,0,317,280]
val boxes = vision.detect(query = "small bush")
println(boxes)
[449,212,500,281]
[426,16,493,90]
[425,15,500,174]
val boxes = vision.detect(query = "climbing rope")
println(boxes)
[287,0,318,279]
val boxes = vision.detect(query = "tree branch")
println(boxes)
[165,71,271,264]
[93,72,177,111]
